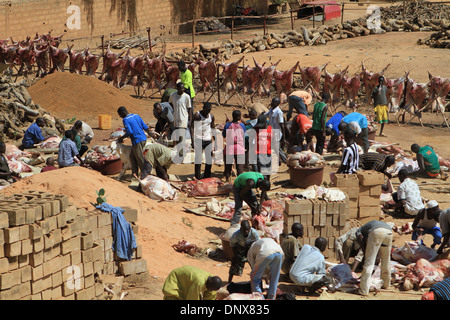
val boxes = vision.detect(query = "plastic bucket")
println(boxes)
[288,165,325,188]
[91,158,123,175]
[98,114,112,130]
[219,233,233,260]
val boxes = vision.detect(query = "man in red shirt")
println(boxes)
[251,115,272,181]
[41,157,58,173]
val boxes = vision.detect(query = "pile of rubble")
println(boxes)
[0,74,64,142]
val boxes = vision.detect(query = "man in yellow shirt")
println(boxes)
[162,265,222,300]
[178,61,195,105]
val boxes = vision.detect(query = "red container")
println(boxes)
[91,158,123,176]
[289,165,325,188]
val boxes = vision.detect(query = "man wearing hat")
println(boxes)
[411,200,442,249]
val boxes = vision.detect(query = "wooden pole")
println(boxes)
[313,5,316,29]
[264,15,267,35]
[322,4,326,25]
[147,27,152,53]
[192,19,196,48]
[341,3,345,25]
[290,10,294,30]
[231,17,235,41]
[101,35,105,56]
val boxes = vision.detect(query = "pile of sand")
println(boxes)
[28,72,147,122]
[1,166,229,280]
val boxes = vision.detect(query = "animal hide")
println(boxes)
[181,177,233,197]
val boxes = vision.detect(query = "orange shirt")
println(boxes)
[289,90,313,106]
[296,114,312,135]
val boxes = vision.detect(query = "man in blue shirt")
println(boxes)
[338,112,370,154]
[325,111,347,152]
[20,117,50,150]
[117,106,151,179]
[58,130,79,168]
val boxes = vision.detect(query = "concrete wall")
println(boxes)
[0,0,267,42]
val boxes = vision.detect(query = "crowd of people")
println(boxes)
[1,67,449,301]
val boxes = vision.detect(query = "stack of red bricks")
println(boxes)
[283,196,348,258]
[0,191,147,300]
[335,170,384,222]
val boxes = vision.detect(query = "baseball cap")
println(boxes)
[426,200,439,209]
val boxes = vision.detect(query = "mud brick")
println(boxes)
[52,271,62,287]
[0,268,21,289]
[45,229,62,249]
[93,260,103,274]
[349,207,358,219]
[131,222,139,235]
[35,218,52,235]
[62,237,77,255]
[43,256,62,277]
[31,293,42,300]
[85,273,95,288]
[96,212,108,228]
[92,244,103,262]
[51,285,62,300]
[61,254,71,270]
[41,288,52,300]
[83,262,93,276]
[370,185,382,197]
[325,214,333,226]
[0,258,8,273]
[104,237,113,250]
[0,281,31,300]
[338,201,346,214]
[95,282,104,297]
[358,206,381,219]
[299,213,310,226]
[65,206,78,221]
[135,245,142,259]
[4,226,21,243]
[22,239,33,255]
[76,285,96,300]
[80,233,93,250]
[23,206,37,224]
[328,237,335,249]
[5,241,21,257]
[36,201,52,219]
[5,207,26,226]
[340,187,359,199]
[332,214,339,226]
[41,274,53,291]
[43,244,61,262]
[86,215,97,231]
[103,261,114,275]
[55,195,69,212]
[71,250,82,266]
[349,198,359,208]
[62,281,75,297]
[30,250,43,267]
[335,173,359,188]
[74,215,87,234]
[31,279,43,295]
[0,212,9,228]
[81,247,94,263]
[357,170,384,186]
[358,195,380,207]
[32,265,43,281]
[61,224,73,241]
[18,254,29,268]
[7,256,17,271]
[319,211,326,227]
[121,207,138,222]
[339,213,347,226]
[20,265,32,283]
[119,259,148,276]
[285,199,312,215]
[56,211,68,229]
[104,248,114,263]
[47,199,61,216]
[102,225,113,238]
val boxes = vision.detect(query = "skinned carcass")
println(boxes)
[194,56,217,95]
[111,48,133,88]
[0,43,18,64]
[99,44,126,82]
[84,48,100,76]
[219,56,244,98]
[162,58,179,89]
[138,174,178,200]
[324,66,349,108]
[34,44,49,77]
[68,45,85,74]
[298,63,327,94]
[15,43,35,77]
[361,61,390,104]
[48,44,69,72]
[128,54,147,90]
[181,177,233,197]
[427,72,450,113]
[146,54,164,91]
[342,73,361,108]
[386,75,406,113]
[274,61,300,95]
[255,58,280,96]
[37,136,62,149]
[403,258,445,288]
[4,144,32,160]
[397,74,428,125]
[242,60,264,95]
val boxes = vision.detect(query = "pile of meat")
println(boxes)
[138,175,178,201]
[83,145,120,168]
[287,151,325,168]
[180,177,233,197]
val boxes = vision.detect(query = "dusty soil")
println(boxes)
[3,2,450,301]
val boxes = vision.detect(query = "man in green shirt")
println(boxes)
[143,143,173,181]
[178,61,195,105]
[162,265,222,300]
[231,172,271,226]
[308,92,330,155]
[411,144,446,179]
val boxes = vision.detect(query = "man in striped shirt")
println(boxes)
[336,129,360,174]
[422,278,450,300]
[359,153,395,177]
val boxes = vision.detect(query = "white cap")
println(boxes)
[426,200,439,209]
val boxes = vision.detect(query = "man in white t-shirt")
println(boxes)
[169,82,193,161]
[265,97,286,163]
[393,169,425,216]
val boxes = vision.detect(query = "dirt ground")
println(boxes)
[4,2,450,301]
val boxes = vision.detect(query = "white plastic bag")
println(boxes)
[138,175,178,201]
